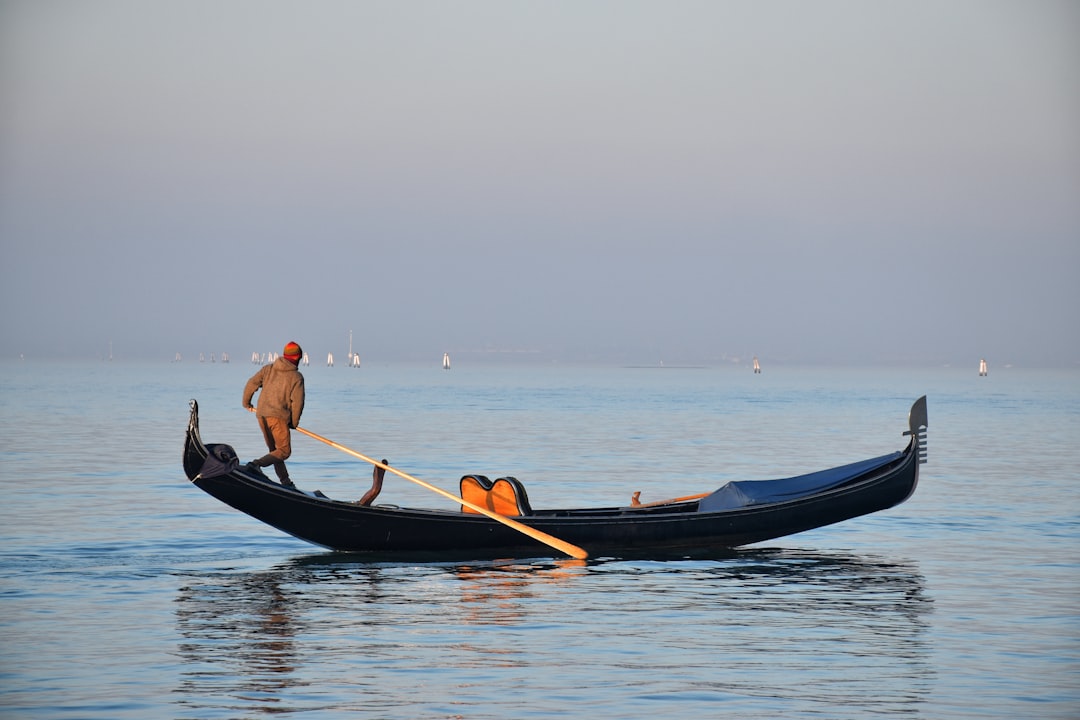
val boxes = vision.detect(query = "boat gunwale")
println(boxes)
[188,432,916,524]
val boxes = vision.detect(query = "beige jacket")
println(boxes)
[243,357,305,428]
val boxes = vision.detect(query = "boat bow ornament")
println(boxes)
[903,395,928,464]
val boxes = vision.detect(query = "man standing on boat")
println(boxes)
[242,341,306,488]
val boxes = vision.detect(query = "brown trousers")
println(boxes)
[255,415,293,482]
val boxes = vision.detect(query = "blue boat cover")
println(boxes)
[698,452,901,513]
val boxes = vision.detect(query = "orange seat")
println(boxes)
[459,475,533,516]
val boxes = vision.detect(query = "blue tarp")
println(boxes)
[698,452,901,513]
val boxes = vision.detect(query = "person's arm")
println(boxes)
[242,368,265,410]
[290,376,305,428]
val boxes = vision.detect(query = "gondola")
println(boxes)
[184,396,927,560]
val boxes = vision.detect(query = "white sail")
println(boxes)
[443,352,451,370]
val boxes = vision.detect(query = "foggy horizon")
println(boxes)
[3,2,1078,369]
[6,341,1070,370]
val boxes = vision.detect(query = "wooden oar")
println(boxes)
[629,491,709,509]
[296,427,589,560]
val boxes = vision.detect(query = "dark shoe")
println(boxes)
[281,478,296,489]
[244,461,267,477]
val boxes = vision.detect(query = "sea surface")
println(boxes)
[1,360,1077,719]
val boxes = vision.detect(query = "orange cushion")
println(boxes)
[459,475,531,516]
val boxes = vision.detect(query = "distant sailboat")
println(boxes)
[347,330,360,367]
[302,352,310,366]
[443,352,451,370]
[221,352,229,363]
[979,358,988,377]
[327,352,334,367]
[753,356,761,374]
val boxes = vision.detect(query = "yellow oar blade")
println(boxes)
[296,426,588,560]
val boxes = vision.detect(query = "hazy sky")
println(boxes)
[2,1,1077,366]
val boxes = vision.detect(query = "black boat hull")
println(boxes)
[184,399,924,559]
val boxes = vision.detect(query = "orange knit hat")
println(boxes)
[283,341,302,361]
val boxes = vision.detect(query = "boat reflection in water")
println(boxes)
[174,549,932,717]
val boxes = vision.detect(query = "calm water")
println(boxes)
[1,361,1077,719]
